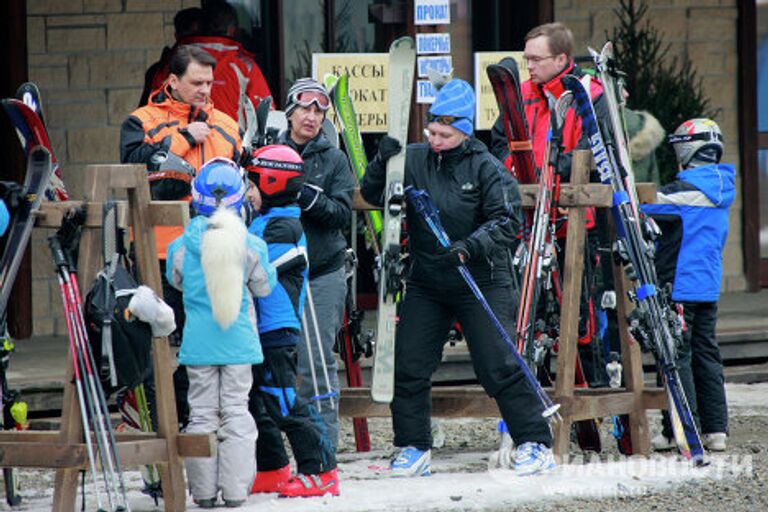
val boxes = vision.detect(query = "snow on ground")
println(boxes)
[11,382,768,511]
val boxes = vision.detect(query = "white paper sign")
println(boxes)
[416,33,451,54]
[414,0,450,25]
[416,79,437,104]
[417,56,453,78]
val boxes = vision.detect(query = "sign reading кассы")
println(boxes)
[313,53,390,133]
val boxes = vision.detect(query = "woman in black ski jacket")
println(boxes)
[361,79,554,478]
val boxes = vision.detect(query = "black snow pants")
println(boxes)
[391,281,553,451]
[662,301,728,437]
[249,344,336,474]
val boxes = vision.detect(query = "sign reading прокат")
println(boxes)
[414,0,450,25]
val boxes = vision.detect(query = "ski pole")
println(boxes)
[303,284,337,409]
[405,187,561,421]
[300,311,323,412]
[50,238,106,511]
[61,263,121,511]
[69,271,130,511]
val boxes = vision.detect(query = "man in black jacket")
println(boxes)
[279,78,355,449]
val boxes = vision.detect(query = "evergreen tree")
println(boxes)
[610,0,715,183]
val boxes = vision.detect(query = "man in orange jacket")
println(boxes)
[120,43,242,426]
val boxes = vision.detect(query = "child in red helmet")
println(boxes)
[245,145,340,498]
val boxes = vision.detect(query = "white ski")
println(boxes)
[371,37,415,403]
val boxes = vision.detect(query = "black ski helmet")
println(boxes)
[146,150,196,200]
[246,145,305,207]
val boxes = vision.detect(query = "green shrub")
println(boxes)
[609,0,715,183]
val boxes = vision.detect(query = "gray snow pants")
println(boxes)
[184,364,257,502]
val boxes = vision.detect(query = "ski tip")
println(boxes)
[498,56,520,74]
[323,73,340,93]
[390,36,415,51]
[29,145,51,162]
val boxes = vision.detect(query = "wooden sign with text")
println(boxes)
[312,53,391,133]
[473,51,527,131]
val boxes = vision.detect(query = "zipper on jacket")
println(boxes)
[487,256,495,282]
[436,152,443,172]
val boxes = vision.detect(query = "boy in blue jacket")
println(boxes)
[245,145,339,498]
[642,118,735,453]
[166,158,276,507]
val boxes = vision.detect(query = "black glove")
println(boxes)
[435,240,471,267]
[297,183,323,210]
[0,181,24,211]
[377,135,402,163]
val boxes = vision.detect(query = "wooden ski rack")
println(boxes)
[346,149,664,458]
[0,164,213,511]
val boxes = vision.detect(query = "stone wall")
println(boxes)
[24,0,747,336]
[556,0,745,292]
[27,0,197,336]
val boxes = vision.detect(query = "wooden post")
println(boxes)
[552,150,591,458]
[50,165,193,511]
[615,272,652,455]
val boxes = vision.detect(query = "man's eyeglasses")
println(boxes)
[426,112,468,126]
[522,55,557,69]
[294,91,331,111]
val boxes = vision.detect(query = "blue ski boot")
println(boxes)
[390,446,431,477]
[514,442,555,476]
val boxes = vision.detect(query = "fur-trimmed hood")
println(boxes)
[628,110,665,161]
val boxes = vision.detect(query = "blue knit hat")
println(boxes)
[428,79,475,136]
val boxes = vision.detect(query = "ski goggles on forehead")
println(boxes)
[426,112,468,126]
[293,91,331,111]
[667,131,723,145]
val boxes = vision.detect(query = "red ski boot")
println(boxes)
[250,464,291,494]
[278,468,340,498]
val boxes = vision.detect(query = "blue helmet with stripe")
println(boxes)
[191,157,247,216]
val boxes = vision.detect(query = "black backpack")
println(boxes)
[84,227,153,395]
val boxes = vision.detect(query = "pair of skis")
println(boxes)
[487,59,601,450]
[2,83,68,202]
[322,70,381,447]
[0,82,65,507]
[324,72,383,256]
[562,42,704,464]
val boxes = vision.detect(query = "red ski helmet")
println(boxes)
[246,145,305,207]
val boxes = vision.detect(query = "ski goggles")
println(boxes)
[667,131,723,145]
[426,113,469,126]
[292,91,331,111]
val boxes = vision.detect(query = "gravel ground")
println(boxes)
[4,383,766,511]
[335,383,768,512]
